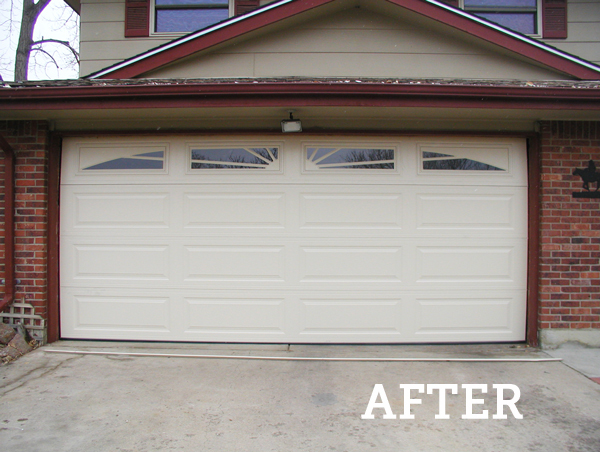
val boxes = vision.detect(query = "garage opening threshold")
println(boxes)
[42,342,562,363]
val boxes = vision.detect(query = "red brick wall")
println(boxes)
[539,121,600,334]
[0,121,49,322]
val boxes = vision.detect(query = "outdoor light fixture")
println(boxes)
[281,112,302,133]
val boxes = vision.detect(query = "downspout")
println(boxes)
[0,134,15,313]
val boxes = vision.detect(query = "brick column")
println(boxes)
[539,121,600,347]
[0,121,49,342]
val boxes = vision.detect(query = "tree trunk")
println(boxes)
[14,0,52,81]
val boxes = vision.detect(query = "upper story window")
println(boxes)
[155,0,230,33]
[125,0,262,37]
[462,0,539,35]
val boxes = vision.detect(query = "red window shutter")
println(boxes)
[542,0,567,39]
[125,0,150,38]
[234,0,261,16]
[440,0,459,7]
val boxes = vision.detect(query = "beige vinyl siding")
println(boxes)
[144,8,569,80]
[79,0,596,79]
[80,0,173,76]
[540,0,600,64]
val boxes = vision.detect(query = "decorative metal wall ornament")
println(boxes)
[573,160,600,198]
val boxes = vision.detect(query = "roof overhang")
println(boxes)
[3,79,600,111]
[2,79,600,132]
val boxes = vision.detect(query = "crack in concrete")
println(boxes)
[0,354,83,397]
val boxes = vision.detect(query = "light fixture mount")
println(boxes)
[281,111,302,133]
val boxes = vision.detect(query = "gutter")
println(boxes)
[0,134,15,313]
[2,82,600,112]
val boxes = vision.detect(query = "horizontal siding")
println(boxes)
[81,21,129,42]
[568,1,600,22]
[147,52,559,79]
[80,0,171,76]
[221,27,484,55]
[145,8,568,80]
[81,1,126,23]
[540,1,600,64]
[562,22,600,42]
[81,39,177,61]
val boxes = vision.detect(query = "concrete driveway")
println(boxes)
[1,342,599,452]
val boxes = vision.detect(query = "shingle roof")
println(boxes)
[4,77,600,90]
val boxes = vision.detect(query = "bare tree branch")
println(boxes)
[31,46,59,69]
[32,38,79,63]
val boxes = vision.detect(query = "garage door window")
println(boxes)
[420,146,508,172]
[190,147,279,170]
[305,147,395,170]
[80,146,167,171]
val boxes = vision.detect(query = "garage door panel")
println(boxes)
[61,291,172,339]
[73,191,171,229]
[68,243,171,282]
[299,297,404,336]
[300,193,403,230]
[415,189,526,234]
[413,291,526,341]
[299,246,402,283]
[415,245,520,284]
[183,245,286,282]
[184,192,286,229]
[61,186,174,234]
[182,296,286,336]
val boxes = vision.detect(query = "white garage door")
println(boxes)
[60,135,528,343]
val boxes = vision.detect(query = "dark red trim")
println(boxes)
[47,134,61,343]
[2,83,600,112]
[93,0,600,80]
[0,134,15,314]
[526,134,541,347]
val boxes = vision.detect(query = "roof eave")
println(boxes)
[2,82,600,112]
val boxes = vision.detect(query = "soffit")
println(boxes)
[5,105,600,133]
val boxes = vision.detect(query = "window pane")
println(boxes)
[84,158,164,170]
[83,150,165,171]
[156,9,228,32]
[423,151,453,158]
[474,12,536,34]
[135,151,165,158]
[190,147,279,170]
[464,0,536,6]
[306,147,395,170]
[423,159,504,171]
